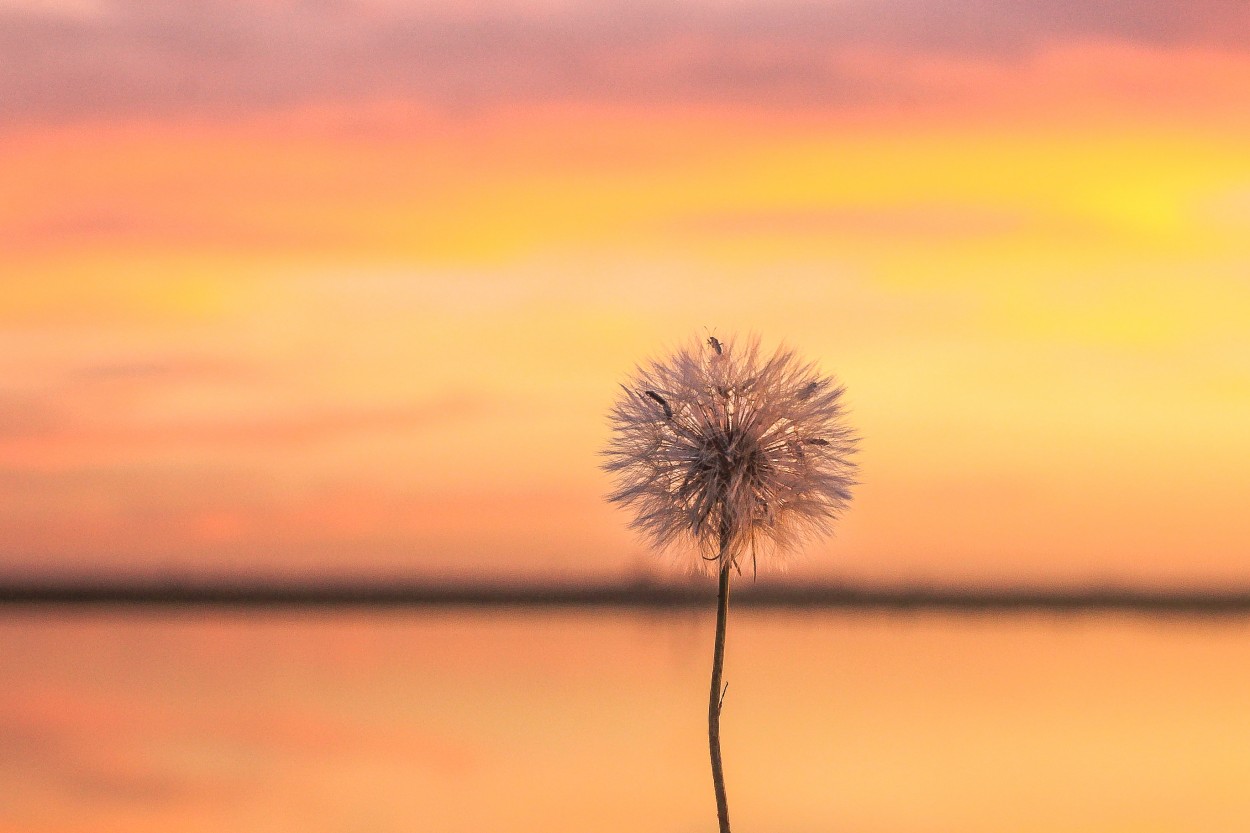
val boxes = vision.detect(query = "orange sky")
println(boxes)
[3,1,1250,582]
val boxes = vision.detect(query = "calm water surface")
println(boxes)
[2,610,1249,832]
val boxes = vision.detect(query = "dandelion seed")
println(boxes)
[601,333,858,833]
[643,390,673,419]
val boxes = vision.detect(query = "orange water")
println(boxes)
[3,610,1248,832]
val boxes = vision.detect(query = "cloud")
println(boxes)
[2,0,1248,123]
[0,392,486,450]
[70,357,258,383]
[668,203,1037,240]
[0,394,59,440]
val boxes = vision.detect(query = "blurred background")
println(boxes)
[3,1,1250,830]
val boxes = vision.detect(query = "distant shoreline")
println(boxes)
[4,579,1250,615]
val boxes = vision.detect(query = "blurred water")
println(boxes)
[2,610,1249,832]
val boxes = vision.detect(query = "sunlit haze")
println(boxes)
[4,0,1249,583]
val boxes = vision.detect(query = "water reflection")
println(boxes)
[2,610,1248,832]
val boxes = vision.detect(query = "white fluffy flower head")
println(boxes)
[603,334,857,574]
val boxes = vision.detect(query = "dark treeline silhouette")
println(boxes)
[4,577,1250,615]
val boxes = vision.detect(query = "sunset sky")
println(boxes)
[3,0,1250,583]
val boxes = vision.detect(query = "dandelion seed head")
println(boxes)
[602,334,858,573]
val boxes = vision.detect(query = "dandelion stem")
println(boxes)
[605,334,857,833]
[708,535,733,833]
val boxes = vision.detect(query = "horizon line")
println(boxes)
[5,577,1250,615]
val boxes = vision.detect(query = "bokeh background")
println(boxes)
[4,2,1250,831]
[5,0,1250,586]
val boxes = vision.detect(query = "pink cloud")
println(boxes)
[2,1,1248,123]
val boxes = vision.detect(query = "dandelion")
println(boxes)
[602,333,857,833]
